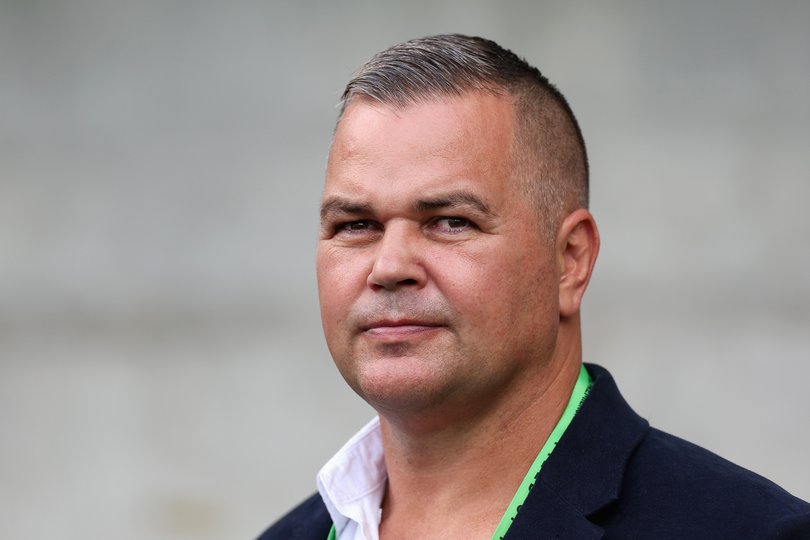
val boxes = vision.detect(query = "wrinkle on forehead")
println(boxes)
[324,93,520,222]
[332,94,515,164]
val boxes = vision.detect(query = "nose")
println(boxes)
[367,224,427,291]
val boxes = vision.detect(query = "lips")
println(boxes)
[360,319,444,338]
[362,318,439,330]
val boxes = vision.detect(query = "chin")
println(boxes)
[350,361,453,415]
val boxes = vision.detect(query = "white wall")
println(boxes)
[1,1,808,538]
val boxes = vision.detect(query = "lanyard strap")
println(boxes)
[327,364,593,540]
[491,363,592,539]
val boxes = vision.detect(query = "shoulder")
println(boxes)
[607,421,810,538]
[256,492,331,540]
[556,364,810,539]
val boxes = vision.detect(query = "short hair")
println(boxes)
[337,34,589,238]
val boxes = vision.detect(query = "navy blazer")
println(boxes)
[258,364,810,539]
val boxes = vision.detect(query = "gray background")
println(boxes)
[2,1,808,539]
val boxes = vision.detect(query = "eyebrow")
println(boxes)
[320,197,373,220]
[320,190,493,221]
[412,191,492,215]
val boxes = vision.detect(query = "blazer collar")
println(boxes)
[504,363,650,539]
[290,492,333,540]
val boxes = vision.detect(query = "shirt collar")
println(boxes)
[317,416,387,540]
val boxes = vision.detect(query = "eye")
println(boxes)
[430,217,474,234]
[334,220,380,234]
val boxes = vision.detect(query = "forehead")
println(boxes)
[326,94,516,202]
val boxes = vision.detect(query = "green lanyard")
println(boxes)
[490,363,592,539]
[327,364,593,540]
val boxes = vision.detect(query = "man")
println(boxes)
[261,34,810,539]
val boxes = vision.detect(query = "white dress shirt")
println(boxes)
[317,417,387,540]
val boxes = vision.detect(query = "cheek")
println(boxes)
[316,248,365,331]
[439,244,557,330]
[431,252,505,320]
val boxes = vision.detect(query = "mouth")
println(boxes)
[361,319,444,339]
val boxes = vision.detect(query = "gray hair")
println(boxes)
[337,34,589,237]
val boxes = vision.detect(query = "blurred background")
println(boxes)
[1,1,808,538]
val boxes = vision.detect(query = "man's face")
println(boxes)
[317,93,561,419]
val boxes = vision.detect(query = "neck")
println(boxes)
[377,330,582,538]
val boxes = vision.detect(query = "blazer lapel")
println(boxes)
[504,364,650,539]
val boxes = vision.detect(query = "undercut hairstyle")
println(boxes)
[337,34,589,240]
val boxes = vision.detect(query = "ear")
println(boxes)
[556,209,600,318]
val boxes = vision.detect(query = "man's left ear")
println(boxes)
[556,209,600,318]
